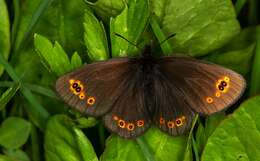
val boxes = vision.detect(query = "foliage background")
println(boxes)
[0,0,260,161]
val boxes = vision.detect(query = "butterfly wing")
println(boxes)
[102,62,152,139]
[157,56,246,115]
[152,56,246,136]
[152,71,196,136]
[56,58,151,138]
[56,58,132,117]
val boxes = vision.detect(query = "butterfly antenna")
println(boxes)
[114,33,142,51]
[159,33,176,45]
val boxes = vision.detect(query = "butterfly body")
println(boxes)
[56,49,246,139]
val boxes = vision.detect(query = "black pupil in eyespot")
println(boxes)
[72,83,78,88]
[120,122,123,125]
[177,120,181,124]
[76,87,81,92]
[218,85,224,91]
[221,81,227,86]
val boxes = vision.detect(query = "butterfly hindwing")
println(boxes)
[152,70,195,136]
[156,57,246,115]
[103,61,152,139]
[56,58,132,116]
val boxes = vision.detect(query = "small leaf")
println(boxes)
[110,0,150,57]
[76,117,98,129]
[34,34,72,76]
[201,96,260,161]
[70,52,82,70]
[159,0,241,56]
[45,115,98,161]
[0,83,20,111]
[0,0,10,76]
[84,9,109,61]
[85,0,125,21]
[0,117,31,149]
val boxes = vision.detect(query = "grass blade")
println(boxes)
[0,53,50,130]
[249,30,260,96]
[0,82,20,111]
[235,0,247,15]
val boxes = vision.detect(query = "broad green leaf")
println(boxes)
[34,34,71,76]
[101,128,189,161]
[0,83,20,111]
[110,0,150,57]
[201,96,260,161]
[150,0,167,23]
[206,26,258,75]
[85,0,125,21]
[0,117,31,149]
[3,149,30,161]
[0,155,18,161]
[83,9,109,61]
[158,0,240,56]
[45,115,98,161]
[71,52,82,70]
[0,0,10,77]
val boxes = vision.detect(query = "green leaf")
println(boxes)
[0,117,31,149]
[3,149,30,161]
[83,9,109,61]
[201,96,260,161]
[101,128,189,161]
[71,52,82,70]
[205,26,258,75]
[158,0,240,56]
[34,34,72,76]
[45,115,98,161]
[0,0,10,77]
[0,83,20,111]
[85,0,125,21]
[110,0,150,57]
[75,117,98,129]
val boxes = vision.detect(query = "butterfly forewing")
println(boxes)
[56,58,131,116]
[156,57,246,115]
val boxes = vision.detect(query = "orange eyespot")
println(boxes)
[206,97,214,104]
[167,121,175,128]
[159,117,165,125]
[79,93,85,99]
[137,120,144,127]
[113,115,119,121]
[215,92,221,97]
[127,123,135,131]
[175,118,183,127]
[87,97,95,105]
[224,76,230,82]
[118,120,125,128]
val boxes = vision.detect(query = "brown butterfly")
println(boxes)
[56,46,246,139]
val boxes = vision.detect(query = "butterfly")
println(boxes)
[55,46,246,139]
